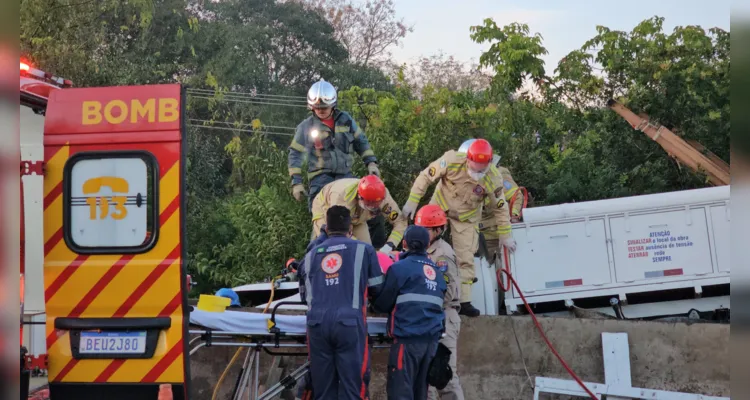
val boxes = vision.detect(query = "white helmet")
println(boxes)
[458,139,476,153]
[307,79,337,110]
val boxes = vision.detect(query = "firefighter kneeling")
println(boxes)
[311,175,407,252]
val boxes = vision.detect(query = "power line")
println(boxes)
[189,119,296,131]
[188,94,307,108]
[187,88,307,101]
[187,123,294,137]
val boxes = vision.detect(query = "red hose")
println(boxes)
[497,248,599,400]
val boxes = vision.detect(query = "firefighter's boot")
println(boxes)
[459,302,480,317]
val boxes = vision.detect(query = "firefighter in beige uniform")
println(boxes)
[402,139,517,317]
[416,205,465,400]
[311,175,407,253]
[480,156,525,262]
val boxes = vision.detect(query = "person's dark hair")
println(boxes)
[326,205,352,234]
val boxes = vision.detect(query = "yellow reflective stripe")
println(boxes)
[312,213,324,221]
[447,164,463,171]
[315,149,324,169]
[335,126,349,133]
[344,183,358,202]
[483,176,495,191]
[458,208,478,221]
[496,225,511,235]
[362,149,375,157]
[408,192,422,203]
[505,186,518,199]
[389,230,403,243]
[290,141,305,152]
[288,167,302,176]
[435,190,448,211]
[490,165,499,175]
[308,169,325,179]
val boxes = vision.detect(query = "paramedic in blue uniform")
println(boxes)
[298,205,385,400]
[373,225,447,400]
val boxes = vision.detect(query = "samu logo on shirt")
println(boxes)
[424,265,437,291]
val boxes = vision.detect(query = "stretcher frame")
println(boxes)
[189,301,393,400]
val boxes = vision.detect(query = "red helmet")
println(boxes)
[358,175,386,206]
[415,205,447,228]
[467,138,493,164]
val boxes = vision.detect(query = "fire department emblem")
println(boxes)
[423,264,436,281]
[436,260,448,272]
[504,181,512,190]
[428,167,436,177]
[321,253,343,274]
[439,159,447,168]
[382,204,392,214]
[473,185,484,196]
[497,198,505,208]
[389,211,399,221]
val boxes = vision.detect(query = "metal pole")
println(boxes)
[235,350,256,400]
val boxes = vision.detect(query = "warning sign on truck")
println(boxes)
[610,209,713,283]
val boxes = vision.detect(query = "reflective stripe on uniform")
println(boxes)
[312,213,324,221]
[304,255,313,305]
[504,186,518,199]
[345,183,358,202]
[361,149,375,158]
[458,208,478,222]
[408,192,421,203]
[308,169,325,179]
[388,230,403,244]
[496,225,511,235]
[368,275,384,287]
[352,244,365,309]
[395,293,443,307]
[315,149,325,169]
[289,167,302,176]
[290,140,305,152]
[434,189,448,211]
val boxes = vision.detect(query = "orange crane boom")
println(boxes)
[607,99,730,186]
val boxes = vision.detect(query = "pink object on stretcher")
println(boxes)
[377,252,398,273]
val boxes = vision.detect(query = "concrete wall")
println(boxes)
[189,316,730,399]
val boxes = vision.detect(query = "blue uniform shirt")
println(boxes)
[373,251,447,343]
[299,235,385,322]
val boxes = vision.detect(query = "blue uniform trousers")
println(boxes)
[387,341,439,400]
[307,313,371,399]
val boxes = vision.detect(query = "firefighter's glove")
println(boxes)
[499,236,517,253]
[402,201,418,220]
[292,184,308,202]
[367,162,381,177]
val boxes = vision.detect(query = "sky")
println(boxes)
[388,0,731,72]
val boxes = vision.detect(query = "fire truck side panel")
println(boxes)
[42,84,190,399]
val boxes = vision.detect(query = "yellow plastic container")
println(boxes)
[197,294,231,313]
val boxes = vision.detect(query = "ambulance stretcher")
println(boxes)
[188,301,393,400]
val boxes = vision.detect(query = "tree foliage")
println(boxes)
[19,3,729,292]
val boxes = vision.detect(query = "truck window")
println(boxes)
[63,151,158,254]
